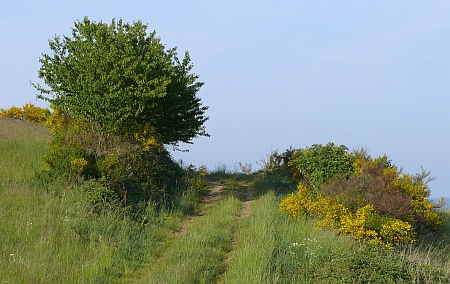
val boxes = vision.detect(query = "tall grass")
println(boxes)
[0,183,172,283]
[205,163,246,182]
[221,188,450,283]
[0,119,49,186]
[0,119,189,283]
[141,197,242,284]
[2,119,450,283]
[220,192,278,283]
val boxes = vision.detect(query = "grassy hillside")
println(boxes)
[0,119,184,283]
[1,118,450,283]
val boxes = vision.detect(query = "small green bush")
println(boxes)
[288,142,355,191]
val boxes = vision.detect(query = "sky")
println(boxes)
[1,1,449,197]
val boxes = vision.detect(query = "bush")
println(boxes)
[279,143,444,246]
[259,146,296,174]
[254,147,297,194]
[0,102,50,123]
[41,105,191,211]
[280,183,416,246]
[288,142,355,191]
[320,160,413,219]
[34,17,208,147]
[34,18,210,213]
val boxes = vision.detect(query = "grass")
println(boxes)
[221,187,450,283]
[0,119,49,187]
[2,118,450,283]
[220,191,351,283]
[141,197,242,283]
[0,119,193,283]
[220,192,278,283]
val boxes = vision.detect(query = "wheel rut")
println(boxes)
[221,182,255,272]
[171,181,227,237]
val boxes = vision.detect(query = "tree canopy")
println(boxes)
[34,17,208,146]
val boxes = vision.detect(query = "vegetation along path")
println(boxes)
[134,173,450,284]
[134,178,256,283]
[3,118,450,283]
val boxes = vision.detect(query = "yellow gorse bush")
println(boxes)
[315,200,349,229]
[279,183,311,219]
[337,205,382,244]
[278,144,443,247]
[0,106,22,119]
[352,159,363,175]
[380,220,415,247]
[45,104,66,134]
[41,105,102,178]
[0,102,50,123]
[393,173,442,227]
[280,183,417,246]
[134,124,159,151]
[71,157,88,174]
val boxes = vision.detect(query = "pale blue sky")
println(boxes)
[1,1,449,197]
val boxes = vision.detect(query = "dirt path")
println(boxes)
[143,182,231,277]
[172,180,255,264]
[237,183,254,218]
[138,179,256,283]
[222,182,254,270]
[201,181,227,211]
[171,181,227,237]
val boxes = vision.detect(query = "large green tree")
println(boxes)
[33,17,209,205]
[34,17,208,146]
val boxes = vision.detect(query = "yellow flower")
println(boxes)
[380,220,416,246]
[134,124,159,151]
[71,158,88,173]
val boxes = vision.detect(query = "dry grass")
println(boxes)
[0,118,49,187]
[0,118,49,140]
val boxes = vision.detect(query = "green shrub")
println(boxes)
[42,105,188,206]
[259,146,296,175]
[288,142,355,191]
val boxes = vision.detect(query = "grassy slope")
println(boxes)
[0,119,57,281]
[0,119,181,283]
[2,118,450,283]
[0,119,119,283]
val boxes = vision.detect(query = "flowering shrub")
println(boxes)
[42,105,94,177]
[393,172,443,231]
[133,124,159,151]
[41,105,187,206]
[279,144,444,246]
[321,160,413,219]
[338,205,382,244]
[279,184,312,219]
[0,102,50,123]
[280,184,416,246]
[71,158,88,174]
[380,220,415,247]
